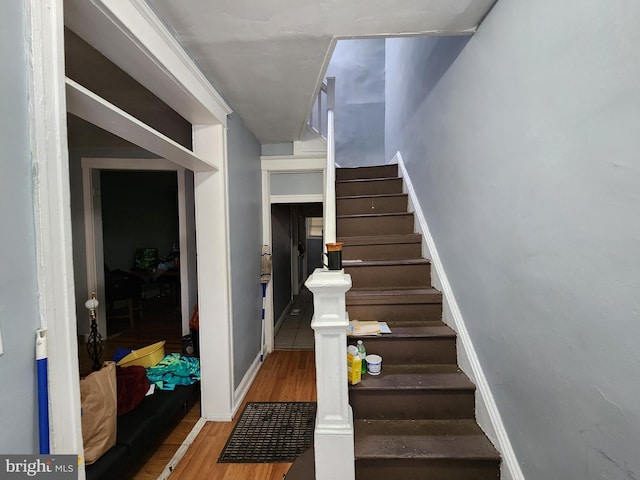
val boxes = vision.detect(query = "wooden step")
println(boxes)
[337,212,414,237]
[349,322,457,365]
[355,419,500,480]
[336,177,403,197]
[347,288,443,322]
[336,164,398,181]
[344,259,431,289]
[337,193,408,216]
[340,234,423,261]
[349,365,476,420]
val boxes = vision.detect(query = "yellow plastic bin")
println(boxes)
[116,341,166,368]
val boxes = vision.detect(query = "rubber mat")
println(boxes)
[218,402,316,463]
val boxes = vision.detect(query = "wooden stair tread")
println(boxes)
[343,258,430,267]
[339,233,422,246]
[337,193,407,200]
[347,288,442,305]
[337,211,412,219]
[350,323,455,339]
[353,365,475,391]
[354,419,500,460]
[336,176,399,184]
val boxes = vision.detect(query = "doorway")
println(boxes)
[271,202,323,350]
[100,170,180,336]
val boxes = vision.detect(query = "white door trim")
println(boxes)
[31,0,234,470]
[27,0,84,460]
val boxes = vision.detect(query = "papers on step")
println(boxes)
[348,320,391,337]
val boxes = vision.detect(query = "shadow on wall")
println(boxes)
[396,36,471,124]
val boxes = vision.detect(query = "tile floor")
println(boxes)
[274,287,315,350]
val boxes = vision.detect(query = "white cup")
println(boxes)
[366,354,382,375]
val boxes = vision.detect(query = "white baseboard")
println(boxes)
[232,351,263,416]
[158,417,207,480]
[394,151,524,480]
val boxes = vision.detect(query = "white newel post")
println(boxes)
[305,268,355,480]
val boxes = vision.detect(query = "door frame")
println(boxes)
[31,0,235,466]
[81,158,192,338]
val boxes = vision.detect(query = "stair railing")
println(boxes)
[323,77,336,246]
[308,81,328,138]
[305,76,356,480]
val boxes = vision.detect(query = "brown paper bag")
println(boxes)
[80,361,117,464]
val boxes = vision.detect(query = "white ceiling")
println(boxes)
[65,0,494,145]
[145,0,496,144]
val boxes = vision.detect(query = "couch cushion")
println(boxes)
[85,444,128,480]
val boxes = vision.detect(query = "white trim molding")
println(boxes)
[64,0,232,125]
[27,0,85,463]
[232,352,263,415]
[394,151,525,480]
[66,79,215,172]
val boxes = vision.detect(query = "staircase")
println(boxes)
[337,164,500,480]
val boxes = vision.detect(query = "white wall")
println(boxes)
[385,1,640,478]
[326,39,385,167]
[0,1,40,452]
[226,113,263,387]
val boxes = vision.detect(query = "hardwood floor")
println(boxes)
[168,350,317,480]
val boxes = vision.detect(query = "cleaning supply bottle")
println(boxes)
[357,340,367,374]
[347,345,362,385]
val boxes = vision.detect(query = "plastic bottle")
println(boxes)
[357,340,367,374]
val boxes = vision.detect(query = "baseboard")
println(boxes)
[158,417,207,480]
[232,351,263,416]
[395,151,524,480]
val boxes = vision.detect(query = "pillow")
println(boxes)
[80,361,117,464]
[116,365,150,416]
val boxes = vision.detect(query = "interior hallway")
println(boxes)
[274,287,315,350]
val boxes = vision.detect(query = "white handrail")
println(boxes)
[324,77,336,247]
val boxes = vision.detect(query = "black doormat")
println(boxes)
[218,402,316,463]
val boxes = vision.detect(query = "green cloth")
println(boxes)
[146,353,200,390]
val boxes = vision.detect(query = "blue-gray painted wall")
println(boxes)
[385,1,640,478]
[326,39,385,167]
[0,1,40,452]
[227,113,263,387]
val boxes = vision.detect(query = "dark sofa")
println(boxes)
[86,382,200,480]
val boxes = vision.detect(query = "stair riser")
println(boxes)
[355,459,500,480]
[346,264,431,289]
[336,178,403,197]
[351,390,475,420]
[337,195,408,216]
[338,214,414,237]
[347,304,442,322]
[358,337,456,365]
[336,164,398,180]
[342,243,422,261]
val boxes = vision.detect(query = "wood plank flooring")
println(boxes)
[168,350,316,480]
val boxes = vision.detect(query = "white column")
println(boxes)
[193,124,235,421]
[305,268,355,480]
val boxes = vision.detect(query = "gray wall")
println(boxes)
[0,1,40,452]
[227,113,263,388]
[270,172,323,196]
[326,39,385,167]
[385,1,640,478]
[271,205,293,324]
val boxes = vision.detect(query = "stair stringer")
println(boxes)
[393,151,525,480]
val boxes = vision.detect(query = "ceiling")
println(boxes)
[144,0,496,144]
